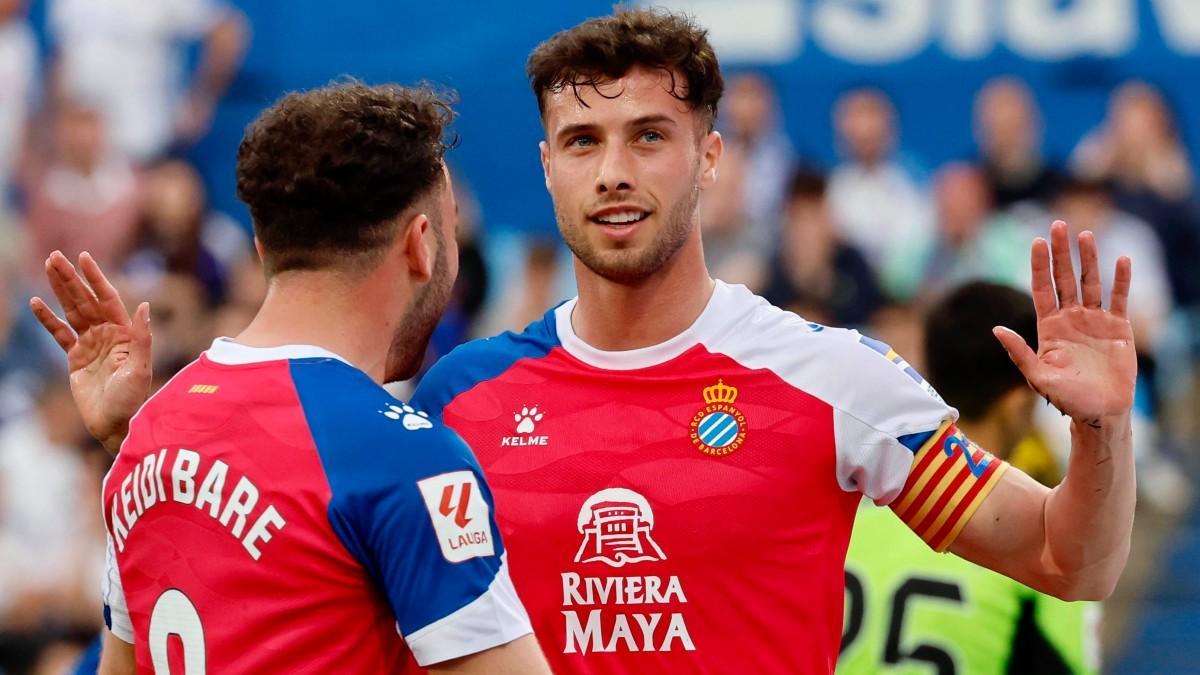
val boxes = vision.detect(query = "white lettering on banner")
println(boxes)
[813,0,933,63]
[652,0,1200,63]
[1155,0,1200,53]
[1006,0,1134,59]
[561,573,688,606]
[106,447,286,559]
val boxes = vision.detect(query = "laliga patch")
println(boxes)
[417,471,496,563]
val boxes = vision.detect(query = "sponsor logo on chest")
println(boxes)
[559,487,696,655]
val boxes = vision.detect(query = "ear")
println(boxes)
[539,140,552,192]
[699,130,723,191]
[253,237,265,262]
[400,211,433,283]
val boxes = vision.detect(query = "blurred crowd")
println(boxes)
[1,0,1199,672]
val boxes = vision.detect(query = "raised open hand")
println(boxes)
[30,252,152,454]
[993,221,1136,424]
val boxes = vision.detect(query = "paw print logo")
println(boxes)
[514,406,544,434]
[380,403,433,431]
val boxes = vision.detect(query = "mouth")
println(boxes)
[588,207,652,236]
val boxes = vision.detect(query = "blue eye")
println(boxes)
[639,130,663,143]
[568,136,596,148]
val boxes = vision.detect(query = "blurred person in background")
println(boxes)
[720,71,794,242]
[761,168,882,327]
[48,0,248,162]
[124,159,250,307]
[886,162,1031,301]
[828,86,932,280]
[1052,176,1171,352]
[974,77,1060,211]
[21,100,141,283]
[841,281,1100,675]
[0,0,36,211]
[0,379,106,675]
[698,143,768,289]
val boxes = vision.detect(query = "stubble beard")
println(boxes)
[383,233,452,383]
[556,171,700,285]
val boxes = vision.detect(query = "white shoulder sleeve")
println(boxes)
[103,534,134,643]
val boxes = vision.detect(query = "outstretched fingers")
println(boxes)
[1049,220,1079,308]
[1110,256,1132,318]
[45,252,101,333]
[1078,230,1103,309]
[1029,237,1058,319]
[79,252,131,326]
[29,297,77,352]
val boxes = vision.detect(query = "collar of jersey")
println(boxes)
[554,279,731,371]
[204,337,352,366]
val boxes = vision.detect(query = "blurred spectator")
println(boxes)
[0,0,36,210]
[828,87,932,278]
[762,169,882,327]
[699,144,767,289]
[974,76,1060,210]
[1052,177,1172,351]
[124,160,250,306]
[22,101,141,285]
[885,162,1031,301]
[0,241,61,423]
[721,71,795,237]
[1072,81,1200,311]
[0,380,105,673]
[49,0,249,162]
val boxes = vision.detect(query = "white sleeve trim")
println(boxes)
[403,553,532,666]
[103,535,134,643]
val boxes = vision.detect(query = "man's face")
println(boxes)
[539,67,721,284]
[385,167,459,382]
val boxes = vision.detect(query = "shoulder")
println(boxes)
[288,358,476,487]
[706,286,954,437]
[413,307,561,416]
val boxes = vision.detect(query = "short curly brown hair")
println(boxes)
[236,82,455,275]
[527,8,724,132]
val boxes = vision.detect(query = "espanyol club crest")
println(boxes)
[689,379,747,456]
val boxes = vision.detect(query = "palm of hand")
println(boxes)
[1028,307,1136,422]
[68,322,148,443]
[995,222,1137,426]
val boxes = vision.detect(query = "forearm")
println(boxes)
[1042,411,1135,599]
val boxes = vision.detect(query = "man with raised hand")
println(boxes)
[31,82,547,674]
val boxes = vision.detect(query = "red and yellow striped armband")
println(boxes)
[890,421,1008,552]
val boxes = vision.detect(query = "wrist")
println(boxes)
[1071,410,1132,444]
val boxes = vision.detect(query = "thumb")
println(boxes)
[993,326,1039,378]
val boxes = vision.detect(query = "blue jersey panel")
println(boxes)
[288,358,506,638]
[412,309,560,417]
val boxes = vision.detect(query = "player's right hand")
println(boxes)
[30,251,152,455]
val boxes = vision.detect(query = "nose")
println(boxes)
[595,143,636,194]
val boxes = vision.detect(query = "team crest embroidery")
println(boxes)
[689,379,747,456]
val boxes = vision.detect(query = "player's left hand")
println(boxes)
[993,220,1136,425]
[30,251,152,454]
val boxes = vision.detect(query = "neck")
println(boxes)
[234,271,399,383]
[570,228,714,351]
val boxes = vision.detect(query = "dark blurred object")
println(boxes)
[124,160,250,306]
[763,169,882,328]
[974,76,1061,209]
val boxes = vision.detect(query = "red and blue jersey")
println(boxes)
[101,340,531,674]
[412,281,1006,675]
